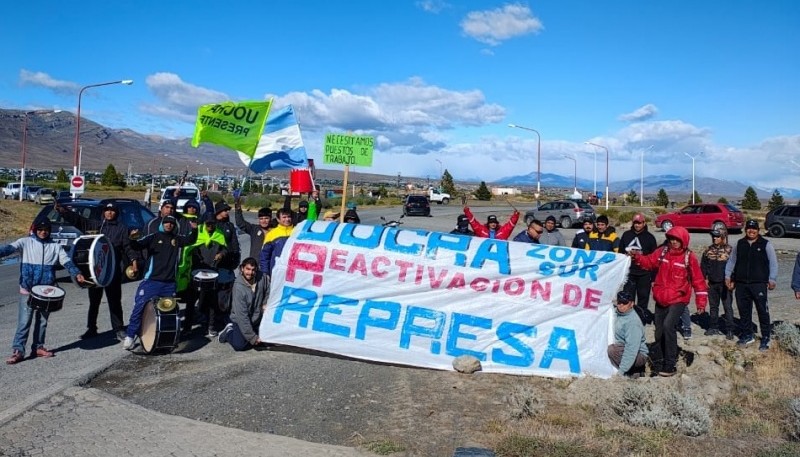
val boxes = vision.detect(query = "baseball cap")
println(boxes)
[745,219,759,230]
[214,201,232,215]
[34,219,52,231]
[457,215,469,226]
[103,202,118,212]
[487,215,499,224]
[162,215,177,225]
[632,213,645,223]
[616,291,633,304]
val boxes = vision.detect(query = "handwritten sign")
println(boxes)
[323,133,374,167]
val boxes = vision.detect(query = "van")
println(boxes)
[158,182,200,213]
[3,183,22,199]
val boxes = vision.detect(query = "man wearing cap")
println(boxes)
[620,213,658,324]
[701,227,735,338]
[234,196,273,261]
[449,215,474,236]
[631,226,707,377]
[608,291,648,378]
[56,200,139,341]
[124,215,197,350]
[513,219,544,244]
[725,219,778,350]
[145,200,177,236]
[463,205,519,240]
[1,220,86,364]
[588,215,620,252]
[539,216,566,246]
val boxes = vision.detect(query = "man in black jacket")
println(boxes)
[725,220,778,351]
[234,197,272,260]
[619,213,658,324]
[56,201,138,341]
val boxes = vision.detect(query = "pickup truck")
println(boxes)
[428,188,451,205]
[3,183,21,200]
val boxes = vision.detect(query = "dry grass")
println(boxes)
[485,348,800,457]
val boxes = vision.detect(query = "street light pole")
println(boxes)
[435,159,443,183]
[73,79,133,179]
[640,145,653,206]
[684,152,698,204]
[508,124,541,198]
[562,154,577,193]
[20,110,61,201]
[585,142,610,210]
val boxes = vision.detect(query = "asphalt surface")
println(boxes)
[0,203,798,456]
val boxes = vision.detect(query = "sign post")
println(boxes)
[323,133,374,222]
[70,175,85,196]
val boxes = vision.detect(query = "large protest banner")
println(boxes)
[260,220,630,378]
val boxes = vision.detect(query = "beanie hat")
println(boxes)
[299,200,309,208]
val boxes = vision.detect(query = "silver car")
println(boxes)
[524,199,596,228]
[33,188,56,205]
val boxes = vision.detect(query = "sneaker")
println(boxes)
[115,330,127,342]
[658,367,677,377]
[683,333,692,341]
[218,323,233,343]
[726,331,735,341]
[737,335,755,347]
[123,336,135,350]
[206,330,218,338]
[5,350,24,365]
[80,328,99,340]
[704,329,722,336]
[34,347,54,358]
[759,338,770,352]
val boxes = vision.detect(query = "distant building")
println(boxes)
[491,187,521,196]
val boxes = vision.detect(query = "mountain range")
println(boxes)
[1,108,797,199]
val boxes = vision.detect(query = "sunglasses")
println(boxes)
[530,227,543,234]
[633,221,644,224]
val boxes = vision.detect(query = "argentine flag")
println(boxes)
[238,104,308,172]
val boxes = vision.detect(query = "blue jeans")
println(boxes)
[12,294,49,353]
[127,280,176,338]
[226,322,252,351]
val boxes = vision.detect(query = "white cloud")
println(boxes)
[18,69,80,96]
[416,0,449,13]
[460,4,543,46]
[618,104,659,122]
[143,72,228,120]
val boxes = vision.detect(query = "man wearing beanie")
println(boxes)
[539,215,566,246]
[450,214,474,236]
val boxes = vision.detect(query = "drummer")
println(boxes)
[175,198,202,329]
[1,220,86,364]
[186,213,229,337]
[123,215,197,351]
[55,200,138,342]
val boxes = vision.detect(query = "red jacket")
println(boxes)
[634,226,708,312]
[463,207,519,240]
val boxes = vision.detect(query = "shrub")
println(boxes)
[773,322,800,357]
[612,384,711,437]
[616,211,637,225]
[504,384,543,420]
[789,398,800,441]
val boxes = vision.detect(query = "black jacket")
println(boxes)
[619,227,658,276]
[234,207,270,260]
[132,226,197,282]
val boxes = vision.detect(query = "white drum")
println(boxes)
[192,269,219,292]
[70,234,116,288]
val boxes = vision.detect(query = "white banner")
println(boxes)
[260,220,630,378]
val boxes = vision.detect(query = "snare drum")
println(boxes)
[28,285,66,312]
[71,235,116,288]
[140,296,180,354]
[192,269,219,292]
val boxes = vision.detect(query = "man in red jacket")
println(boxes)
[631,226,707,377]
[463,206,519,240]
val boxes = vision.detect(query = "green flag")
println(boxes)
[191,100,272,157]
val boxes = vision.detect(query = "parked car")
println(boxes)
[2,182,22,199]
[765,204,800,238]
[32,187,56,205]
[23,185,42,201]
[654,203,744,233]
[403,195,431,217]
[55,190,72,200]
[524,199,595,228]
[32,198,155,256]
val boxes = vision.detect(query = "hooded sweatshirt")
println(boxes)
[229,269,269,345]
[634,226,708,311]
[0,234,82,293]
[619,224,658,276]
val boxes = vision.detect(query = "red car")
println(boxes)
[655,203,744,233]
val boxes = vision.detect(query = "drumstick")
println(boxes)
[504,196,518,212]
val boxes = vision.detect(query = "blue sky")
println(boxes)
[2,1,799,189]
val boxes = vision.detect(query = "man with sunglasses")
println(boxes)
[513,219,543,244]
[620,213,657,324]
[608,291,648,378]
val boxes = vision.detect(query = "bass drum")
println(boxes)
[70,235,116,288]
[140,297,180,354]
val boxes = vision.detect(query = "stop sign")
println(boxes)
[70,175,86,194]
[71,176,84,188]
